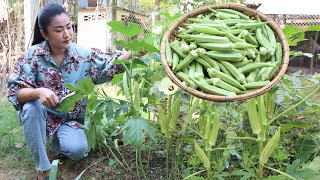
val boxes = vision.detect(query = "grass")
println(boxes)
[0,97,36,179]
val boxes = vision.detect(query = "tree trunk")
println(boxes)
[154,0,160,21]
[1,0,11,98]
[106,0,117,53]
[24,0,41,50]
[111,0,117,21]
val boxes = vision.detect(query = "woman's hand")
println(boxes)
[135,50,147,57]
[118,50,147,60]
[36,88,60,108]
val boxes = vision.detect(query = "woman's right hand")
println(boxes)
[37,88,60,108]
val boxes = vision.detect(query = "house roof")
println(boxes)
[255,0,320,15]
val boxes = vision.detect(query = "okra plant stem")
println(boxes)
[266,83,320,126]
[188,127,206,139]
[206,151,212,180]
[208,147,234,151]
[258,129,266,179]
[135,150,141,180]
[263,164,296,180]
[138,149,147,180]
[165,95,173,180]
[226,136,261,142]
[165,134,170,180]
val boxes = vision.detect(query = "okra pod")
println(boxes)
[165,41,173,66]
[207,68,246,90]
[157,104,167,134]
[198,42,233,51]
[243,80,270,89]
[185,34,230,43]
[170,40,187,58]
[216,9,250,20]
[175,50,198,71]
[235,22,268,29]
[194,140,210,169]
[247,98,261,134]
[169,94,181,131]
[191,78,237,96]
[206,78,242,93]
[217,61,233,77]
[206,51,243,62]
[195,57,212,69]
[259,128,281,164]
[216,12,240,19]
[172,53,180,71]
[238,62,276,74]
[233,59,253,68]
[133,82,141,112]
[176,71,197,88]
[190,24,225,36]
[275,42,282,62]
[209,106,220,146]
[220,61,247,85]
[246,69,259,83]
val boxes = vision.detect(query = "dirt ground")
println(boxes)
[0,145,167,180]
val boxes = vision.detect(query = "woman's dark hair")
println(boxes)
[32,4,68,45]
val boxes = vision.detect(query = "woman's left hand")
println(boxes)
[135,50,147,57]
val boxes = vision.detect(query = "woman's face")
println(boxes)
[41,13,74,52]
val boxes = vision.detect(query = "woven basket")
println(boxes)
[160,4,289,102]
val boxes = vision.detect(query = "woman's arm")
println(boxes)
[118,51,132,60]
[18,88,60,108]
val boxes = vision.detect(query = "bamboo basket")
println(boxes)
[160,4,289,102]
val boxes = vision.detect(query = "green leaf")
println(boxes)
[160,12,182,22]
[96,125,107,144]
[56,93,85,112]
[305,25,320,31]
[297,138,320,162]
[66,78,95,95]
[115,39,159,53]
[291,168,316,179]
[283,25,307,46]
[287,159,301,174]
[107,21,144,38]
[281,121,313,133]
[283,25,302,39]
[122,118,157,148]
[104,100,121,119]
[302,156,320,172]
[111,73,123,85]
[86,93,98,111]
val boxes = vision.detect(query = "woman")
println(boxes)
[7,3,132,179]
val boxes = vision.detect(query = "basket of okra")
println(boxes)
[160,4,289,102]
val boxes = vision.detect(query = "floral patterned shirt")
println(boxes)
[7,41,122,136]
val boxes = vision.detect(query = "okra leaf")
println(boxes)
[107,21,144,38]
[56,93,85,112]
[296,138,320,163]
[281,121,313,133]
[305,25,320,32]
[111,73,123,85]
[115,39,159,53]
[302,156,320,172]
[123,118,157,148]
[160,12,182,23]
[66,78,95,95]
